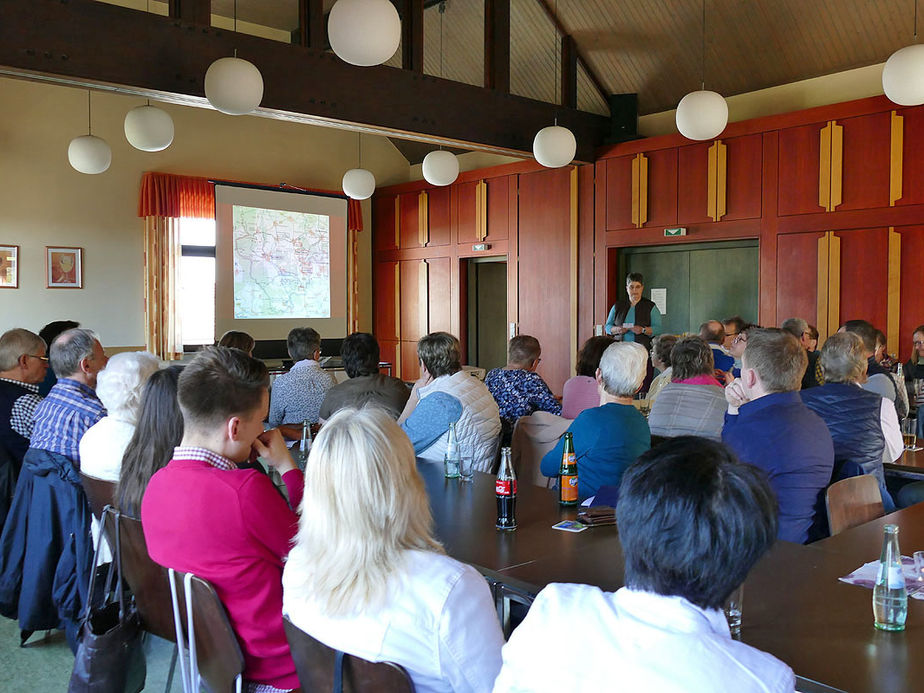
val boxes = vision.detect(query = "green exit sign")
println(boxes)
[664,227,687,237]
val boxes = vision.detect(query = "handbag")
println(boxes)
[68,505,146,693]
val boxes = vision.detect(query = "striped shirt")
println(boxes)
[0,377,42,439]
[29,378,106,465]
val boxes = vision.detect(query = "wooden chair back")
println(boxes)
[169,570,244,693]
[115,515,176,642]
[282,616,414,692]
[510,411,571,488]
[80,473,117,519]
[826,475,885,535]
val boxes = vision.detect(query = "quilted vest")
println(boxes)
[0,379,32,463]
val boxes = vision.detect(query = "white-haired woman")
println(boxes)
[540,342,651,501]
[282,407,504,692]
[79,351,161,481]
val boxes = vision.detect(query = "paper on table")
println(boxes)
[839,555,924,599]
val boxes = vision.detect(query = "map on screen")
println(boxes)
[232,205,331,319]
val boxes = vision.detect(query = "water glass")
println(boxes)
[459,444,475,481]
[902,418,917,451]
[723,584,744,636]
[914,551,924,583]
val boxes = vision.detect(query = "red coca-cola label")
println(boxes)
[495,479,517,496]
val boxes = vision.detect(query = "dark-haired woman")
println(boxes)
[561,336,614,419]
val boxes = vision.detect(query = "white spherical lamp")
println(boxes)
[205,57,264,115]
[532,124,577,168]
[883,44,924,106]
[675,90,728,141]
[422,150,460,186]
[342,168,376,200]
[68,135,112,174]
[124,105,175,152]
[328,0,401,67]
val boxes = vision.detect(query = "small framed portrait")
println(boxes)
[0,245,18,288]
[46,246,83,289]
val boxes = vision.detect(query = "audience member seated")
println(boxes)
[722,315,746,352]
[648,336,726,441]
[494,437,794,693]
[722,328,834,543]
[398,332,501,470]
[699,320,735,374]
[646,334,677,404]
[724,323,754,382]
[36,320,79,396]
[283,407,504,692]
[841,320,900,409]
[806,324,819,351]
[782,317,822,389]
[79,351,161,482]
[801,332,902,511]
[117,366,184,518]
[903,324,924,383]
[142,347,301,692]
[269,327,335,426]
[871,328,908,417]
[0,328,108,649]
[217,329,255,356]
[318,332,409,420]
[485,335,561,445]
[0,329,47,494]
[540,342,650,501]
[561,336,614,419]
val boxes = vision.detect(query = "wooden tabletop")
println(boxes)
[887,448,924,472]
[420,461,924,693]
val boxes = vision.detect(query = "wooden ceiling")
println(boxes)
[188,0,917,117]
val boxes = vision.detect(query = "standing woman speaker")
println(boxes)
[604,272,662,389]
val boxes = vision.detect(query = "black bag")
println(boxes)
[69,506,146,693]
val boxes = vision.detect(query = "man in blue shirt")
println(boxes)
[722,328,834,544]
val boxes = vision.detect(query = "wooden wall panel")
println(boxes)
[373,260,398,341]
[427,187,452,247]
[677,142,711,225]
[644,148,678,229]
[605,155,633,230]
[486,177,510,241]
[898,225,924,363]
[373,194,397,251]
[725,134,763,220]
[898,108,924,207]
[518,167,572,394]
[399,260,423,340]
[401,342,420,381]
[836,227,889,330]
[839,113,891,212]
[398,192,420,249]
[778,122,825,216]
[379,340,398,373]
[427,257,452,334]
[456,181,478,244]
[776,232,821,324]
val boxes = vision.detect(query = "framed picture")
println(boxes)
[0,245,18,288]
[46,246,83,289]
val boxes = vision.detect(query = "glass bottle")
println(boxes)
[495,447,517,531]
[444,422,461,479]
[558,432,579,507]
[873,523,907,631]
[296,419,312,471]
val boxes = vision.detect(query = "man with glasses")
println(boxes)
[781,317,822,389]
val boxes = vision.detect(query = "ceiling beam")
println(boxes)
[399,0,425,74]
[168,0,210,25]
[560,34,577,109]
[484,0,510,93]
[297,0,325,51]
[0,0,608,161]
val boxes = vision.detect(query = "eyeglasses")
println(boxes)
[914,341,924,347]
[732,334,747,345]
[25,354,49,362]
[726,331,739,338]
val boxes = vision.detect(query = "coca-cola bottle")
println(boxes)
[495,447,517,531]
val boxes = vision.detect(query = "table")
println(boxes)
[886,447,924,479]
[419,461,924,693]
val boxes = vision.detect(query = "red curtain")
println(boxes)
[137,172,364,231]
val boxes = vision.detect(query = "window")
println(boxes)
[179,217,216,349]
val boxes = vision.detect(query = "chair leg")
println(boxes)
[165,642,179,693]
[168,568,192,693]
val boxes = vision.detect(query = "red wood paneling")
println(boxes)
[378,340,398,372]
[456,181,478,243]
[399,259,423,340]
[775,232,820,324]
[898,108,924,207]
[778,122,825,216]
[839,113,891,212]
[398,193,420,249]
[644,148,678,228]
[427,187,452,246]
[725,134,763,220]
[401,342,420,381]
[373,260,398,341]
[898,225,924,363]
[486,177,509,241]
[677,142,710,225]
[426,257,452,333]
[836,227,888,329]
[605,155,633,230]
[517,167,572,394]
[373,194,396,251]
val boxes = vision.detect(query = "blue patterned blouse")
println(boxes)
[485,368,561,425]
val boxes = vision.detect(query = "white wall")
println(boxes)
[0,77,410,347]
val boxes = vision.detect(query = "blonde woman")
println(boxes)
[282,407,504,693]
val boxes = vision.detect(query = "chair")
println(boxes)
[282,616,415,693]
[510,411,571,488]
[826,475,885,535]
[80,473,117,520]
[118,516,176,643]
[168,569,244,693]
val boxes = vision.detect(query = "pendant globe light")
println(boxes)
[124,101,174,152]
[532,1,576,168]
[342,133,376,200]
[675,0,727,141]
[68,91,111,175]
[329,0,401,67]
[204,3,264,115]
[422,3,459,187]
[883,1,924,106]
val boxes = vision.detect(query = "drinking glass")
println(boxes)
[459,444,475,481]
[902,418,917,451]
[724,585,744,636]
[914,551,924,583]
